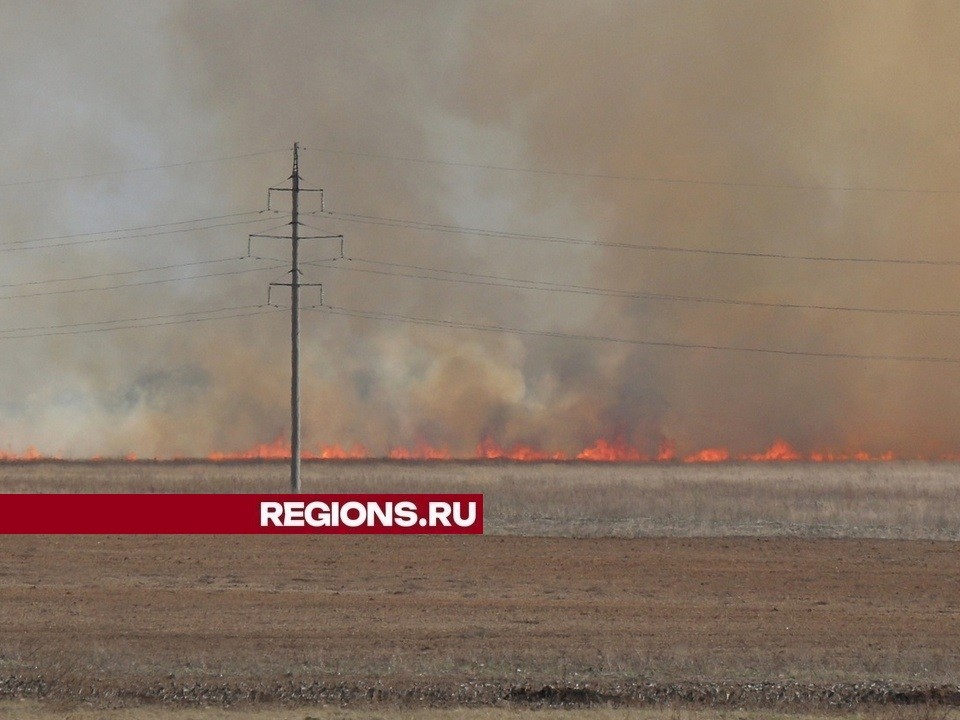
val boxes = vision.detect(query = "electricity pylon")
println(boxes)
[248,142,342,492]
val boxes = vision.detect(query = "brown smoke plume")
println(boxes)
[3,1,960,459]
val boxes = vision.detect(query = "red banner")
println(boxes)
[0,494,483,534]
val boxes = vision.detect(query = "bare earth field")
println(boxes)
[0,461,958,718]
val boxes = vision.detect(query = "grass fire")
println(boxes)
[0,436,923,463]
[4,2,960,718]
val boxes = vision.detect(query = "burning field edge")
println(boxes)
[4,435,957,463]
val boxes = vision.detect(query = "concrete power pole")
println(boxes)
[250,142,341,492]
[290,143,301,492]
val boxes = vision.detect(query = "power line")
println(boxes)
[0,215,276,254]
[0,210,267,248]
[0,149,287,189]
[320,210,960,267]
[0,303,267,335]
[0,262,285,301]
[0,256,254,289]
[303,256,960,319]
[315,304,960,365]
[304,145,960,195]
[0,305,282,340]
[329,210,960,266]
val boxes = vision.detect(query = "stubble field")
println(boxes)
[0,461,958,719]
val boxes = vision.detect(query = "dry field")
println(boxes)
[2,704,959,720]
[3,459,960,539]
[0,461,958,716]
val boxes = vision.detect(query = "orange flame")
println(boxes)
[313,443,368,460]
[0,446,45,462]
[207,437,368,461]
[388,443,451,460]
[656,439,677,462]
[576,438,648,462]
[194,440,905,463]
[0,437,923,463]
[739,439,802,462]
[809,449,896,462]
[683,447,730,463]
[475,438,566,461]
[207,437,290,461]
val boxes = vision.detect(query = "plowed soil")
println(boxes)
[0,534,958,708]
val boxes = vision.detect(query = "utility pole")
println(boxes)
[249,142,343,492]
[290,143,301,492]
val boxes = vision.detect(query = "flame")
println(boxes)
[683,447,730,463]
[0,446,45,461]
[208,436,290,461]
[207,437,368,461]
[0,437,925,463]
[656,439,677,462]
[576,438,648,462]
[809,449,896,462]
[739,439,802,462]
[388,443,451,460]
[476,437,566,461]
[314,443,368,460]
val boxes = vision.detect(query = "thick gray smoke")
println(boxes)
[3,1,960,458]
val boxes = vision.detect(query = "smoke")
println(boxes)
[443,0,960,457]
[3,1,960,457]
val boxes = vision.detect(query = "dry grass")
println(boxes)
[1,532,957,687]
[1,702,958,720]
[2,460,959,539]
[1,463,957,717]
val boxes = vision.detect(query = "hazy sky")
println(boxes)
[3,0,960,458]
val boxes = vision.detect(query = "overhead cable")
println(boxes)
[0,149,287,189]
[304,145,960,195]
[303,256,960,318]
[315,304,960,365]
[321,210,960,267]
